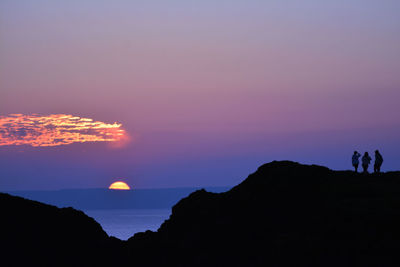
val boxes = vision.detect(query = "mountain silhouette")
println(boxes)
[127,161,400,267]
[0,193,123,267]
[2,161,400,266]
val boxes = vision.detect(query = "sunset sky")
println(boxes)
[1,0,399,190]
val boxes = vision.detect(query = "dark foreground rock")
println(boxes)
[0,193,124,267]
[3,161,400,267]
[127,161,400,267]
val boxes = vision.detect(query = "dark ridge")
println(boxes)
[3,161,400,266]
[127,161,400,267]
[0,193,124,267]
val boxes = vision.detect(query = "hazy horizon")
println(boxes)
[5,185,231,192]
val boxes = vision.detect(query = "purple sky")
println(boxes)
[1,0,399,190]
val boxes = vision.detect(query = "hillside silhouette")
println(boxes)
[2,161,400,266]
[0,193,123,267]
[128,161,400,267]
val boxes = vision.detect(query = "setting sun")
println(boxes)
[109,181,131,190]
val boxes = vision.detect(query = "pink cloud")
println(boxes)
[0,114,127,147]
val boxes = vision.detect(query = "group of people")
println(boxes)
[352,150,383,173]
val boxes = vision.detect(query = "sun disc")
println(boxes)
[109,181,131,190]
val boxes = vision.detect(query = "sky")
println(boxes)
[1,0,399,190]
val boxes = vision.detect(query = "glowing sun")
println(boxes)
[109,181,131,190]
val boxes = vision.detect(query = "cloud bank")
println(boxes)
[0,114,127,147]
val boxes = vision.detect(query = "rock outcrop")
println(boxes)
[3,161,400,267]
[0,193,123,267]
[127,161,400,267]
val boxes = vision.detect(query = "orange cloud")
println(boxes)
[0,114,127,147]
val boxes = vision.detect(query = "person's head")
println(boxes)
[354,151,358,155]
[364,152,369,156]
[375,150,380,154]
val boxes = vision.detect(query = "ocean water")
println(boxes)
[84,209,171,240]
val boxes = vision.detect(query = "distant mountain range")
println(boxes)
[3,161,400,266]
[5,187,229,210]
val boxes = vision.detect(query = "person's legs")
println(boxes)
[354,164,358,172]
[374,164,378,173]
[363,164,368,173]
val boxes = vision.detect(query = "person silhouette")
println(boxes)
[374,150,383,173]
[361,152,372,173]
[352,151,361,172]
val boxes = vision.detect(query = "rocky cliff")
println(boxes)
[0,192,123,267]
[3,161,400,267]
[127,161,400,267]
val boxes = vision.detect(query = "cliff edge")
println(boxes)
[128,161,400,267]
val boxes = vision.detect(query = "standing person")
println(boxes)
[362,152,372,173]
[374,150,383,173]
[352,151,361,172]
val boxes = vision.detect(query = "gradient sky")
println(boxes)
[1,0,399,190]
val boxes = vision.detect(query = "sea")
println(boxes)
[84,209,171,240]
